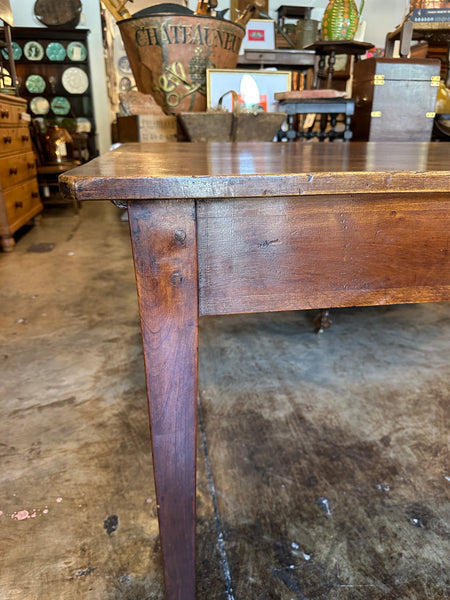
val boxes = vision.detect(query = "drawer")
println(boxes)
[0,100,26,126]
[0,127,33,155]
[5,179,41,231]
[0,151,37,188]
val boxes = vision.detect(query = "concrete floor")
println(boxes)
[0,202,449,600]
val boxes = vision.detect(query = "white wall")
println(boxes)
[131,0,409,48]
[10,0,111,155]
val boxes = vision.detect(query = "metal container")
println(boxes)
[410,1,450,8]
[118,13,245,114]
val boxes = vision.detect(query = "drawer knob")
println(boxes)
[22,135,29,142]
[3,136,12,143]
[27,162,35,169]
[1,110,9,118]
[15,200,23,208]
[9,167,17,175]
[31,192,39,199]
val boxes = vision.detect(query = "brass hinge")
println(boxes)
[431,76,440,87]
[373,74,385,85]
[371,111,382,117]
[426,112,436,118]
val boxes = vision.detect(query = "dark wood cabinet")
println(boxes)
[11,27,97,160]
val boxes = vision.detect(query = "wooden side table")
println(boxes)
[60,142,450,600]
[276,94,355,141]
[304,40,374,90]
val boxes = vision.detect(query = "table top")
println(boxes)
[303,40,374,55]
[60,142,450,202]
[237,49,316,67]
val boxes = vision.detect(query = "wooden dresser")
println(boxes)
[0,93,42,252]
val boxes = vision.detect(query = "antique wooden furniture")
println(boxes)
[60,142,450,600]
[385,13,450,85]
[276,91,355,141]
[304,39,373,90]
[12,27,97,160]
[237,48,316,89]
[0,93,41,251]
[351,57,441,141]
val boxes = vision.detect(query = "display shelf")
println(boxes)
[10,27,97,159]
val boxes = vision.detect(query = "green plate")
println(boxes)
[51,96,71,115]
[46,42,66,61]
[67,41,87,61]
[1,42,22,61]
[25,74,46,94]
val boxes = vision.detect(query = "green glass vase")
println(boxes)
[321,0,365,41]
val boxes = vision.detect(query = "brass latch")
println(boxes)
[426,112,436,118]
[371,111,382,118]
[373,74,385,85]
[430,76,440,87]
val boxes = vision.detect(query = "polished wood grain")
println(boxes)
[60,142,450,201]
[60,142,450,600]
[197,192,450,315]
[128,200,198,600]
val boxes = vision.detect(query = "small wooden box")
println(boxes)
[351,58,441,141]
[117,115,178,143]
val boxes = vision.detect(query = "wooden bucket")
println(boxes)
[118,14,245,114]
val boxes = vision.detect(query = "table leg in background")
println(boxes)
[128,200,199,600]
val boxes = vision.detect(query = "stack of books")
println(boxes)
[410,8,450,22]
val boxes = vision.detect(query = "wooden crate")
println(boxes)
[116,115,178,143]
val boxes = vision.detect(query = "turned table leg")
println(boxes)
[128,200,198,600]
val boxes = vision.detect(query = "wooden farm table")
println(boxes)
[60,142,450,600]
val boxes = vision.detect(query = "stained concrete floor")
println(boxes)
[0,202,449,600]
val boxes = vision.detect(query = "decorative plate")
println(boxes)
[76,117,92,133]
[46,42,66,61]
[30,96,50,115]
[24,41,45,61]
[25,74,46,94]
[51,96,71,115]
[118,55,132,74]
[119,77,132,92]
[61,67,89,94]
[34,0,82,28]
[1,42,22,61]
[67,41,87,62]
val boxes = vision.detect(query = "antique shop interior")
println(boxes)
[1,0,449,598]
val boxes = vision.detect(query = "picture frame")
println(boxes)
[207,69,292,113]
[242,19,276,51]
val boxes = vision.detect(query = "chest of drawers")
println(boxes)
[0,94,42,252]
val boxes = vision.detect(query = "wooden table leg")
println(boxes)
[128,200,198,600]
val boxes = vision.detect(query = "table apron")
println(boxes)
[197,192,450,315]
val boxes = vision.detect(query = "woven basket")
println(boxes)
[178,111,285,142]
[178,90,285,141]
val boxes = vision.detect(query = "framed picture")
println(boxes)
[207,69,292,113]
[242,19,276,51]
